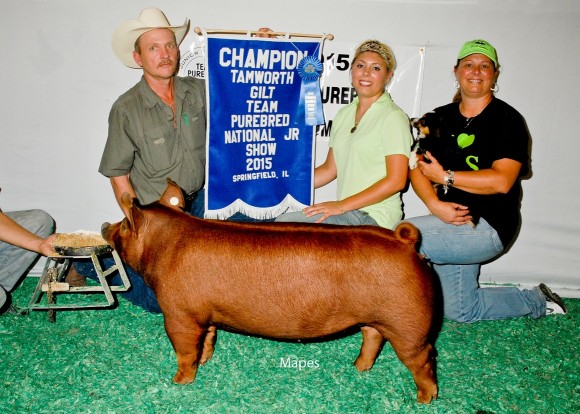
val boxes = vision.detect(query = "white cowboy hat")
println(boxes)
[112,8,189,68]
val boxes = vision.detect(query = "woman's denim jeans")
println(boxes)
[0,210,55,292]
[403,215,545,322]
[275,209,378,226]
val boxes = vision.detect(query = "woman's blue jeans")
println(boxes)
[0,210,55,292]
[403,215,545,322]
[275,209,378,226]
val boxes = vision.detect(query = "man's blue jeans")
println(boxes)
[73,256,162,313]
[403,215,545,322]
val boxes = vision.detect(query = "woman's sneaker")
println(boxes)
[539,283,567,315]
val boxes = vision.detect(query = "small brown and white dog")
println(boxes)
[409,112,441,169]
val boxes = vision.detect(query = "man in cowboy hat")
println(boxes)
[71,9,272,312]
[70,8,204,312]
[100,7,206,218]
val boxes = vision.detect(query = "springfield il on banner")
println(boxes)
[179,38,426,215]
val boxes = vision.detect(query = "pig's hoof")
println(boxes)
[199,350,214,365]
[173,372,194,384]
[353,358,374,372]
[199,356,211,365]
[417,386,438,404]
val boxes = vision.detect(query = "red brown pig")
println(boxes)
[101,180,438,403]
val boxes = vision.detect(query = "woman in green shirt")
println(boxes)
[276,39,412,229]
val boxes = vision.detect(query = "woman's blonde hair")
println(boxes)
[351,40,396,73]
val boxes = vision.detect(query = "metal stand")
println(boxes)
[28,248,131,321]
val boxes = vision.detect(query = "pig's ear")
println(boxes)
[120,193,140,237]
[159,178,186,211]
[127,204,145,238]
[120,192,134,210]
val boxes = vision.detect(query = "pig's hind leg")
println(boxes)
[354,326,385,371]
[164,316,206,384]
[388,335,438,404]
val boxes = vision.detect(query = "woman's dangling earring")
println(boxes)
[454,80,460,89]
[491,82,499,93]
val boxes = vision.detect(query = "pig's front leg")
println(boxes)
[354,326,384,371]
[199,325,217,365]
[164,316,206,384]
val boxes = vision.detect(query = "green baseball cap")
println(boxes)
[457,39,498,67]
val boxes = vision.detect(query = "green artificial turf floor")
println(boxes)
[1,277,578,413]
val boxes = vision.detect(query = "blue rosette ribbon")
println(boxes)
[295,56,325,126]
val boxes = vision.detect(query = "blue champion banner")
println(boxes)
[204,36,324,219]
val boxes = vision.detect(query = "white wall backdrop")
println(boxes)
[1,0,578,296]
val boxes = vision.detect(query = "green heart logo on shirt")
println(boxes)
[457,133,475,149]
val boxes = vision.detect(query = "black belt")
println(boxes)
[185,190,198,201]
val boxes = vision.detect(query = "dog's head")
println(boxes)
[411,117,429,139]
[409,112,444,169]
[411,112,442,140]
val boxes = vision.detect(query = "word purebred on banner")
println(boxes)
[203,36,325,219]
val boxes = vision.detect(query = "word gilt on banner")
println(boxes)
[296,56,325,126]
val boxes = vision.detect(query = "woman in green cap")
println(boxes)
[403,39,567,323]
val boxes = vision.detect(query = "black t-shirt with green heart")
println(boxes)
[421,98,530,247]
